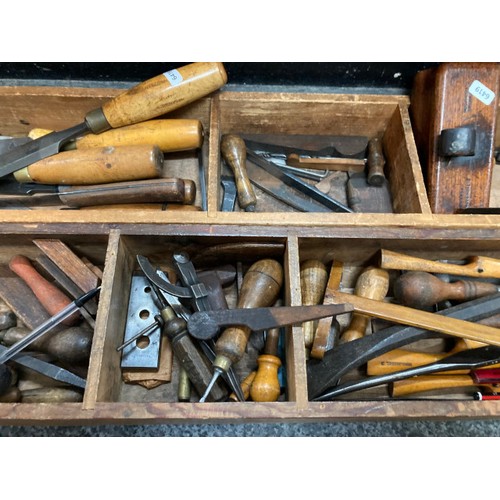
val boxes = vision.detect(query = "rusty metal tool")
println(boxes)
[0,62,227,179]
[220,175,238,211]
[313,344,500,401]
[188,303,353,340]
[136,253,244,401]
[306,292,500,400]
[245,149,353,213]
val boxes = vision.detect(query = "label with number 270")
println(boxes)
[469,80,495,105]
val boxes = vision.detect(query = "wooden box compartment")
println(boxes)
[0,86,212,212]
[0,232,108,408]
[209,91,431,216]
[2,223,500,424]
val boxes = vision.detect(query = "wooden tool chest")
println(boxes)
[1,67,500,425]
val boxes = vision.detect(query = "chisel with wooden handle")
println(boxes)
[29,119,204,153]
[0,62,227,178]
[12,144,164,185]
[0,178,196,208]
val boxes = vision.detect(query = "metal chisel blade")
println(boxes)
[0,122,89,179]
[0,345,86,389]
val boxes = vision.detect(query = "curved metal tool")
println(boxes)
[137,255,208,300]
[313,344,500,401]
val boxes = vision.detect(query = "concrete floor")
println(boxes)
[2,419,500,437]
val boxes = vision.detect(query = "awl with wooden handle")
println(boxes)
[0,62,227,178]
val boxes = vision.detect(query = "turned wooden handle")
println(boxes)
[0,325,93,364]
[73,119,203,152]
[57,178,195,207]
[98,62,227,130]
[215,259,283,365]
[339,267,389,343]
[394,271,499,309]
[14,145,163,185]
[366,137,386,186]
[250,354,282,402]
[8,255,80,326]
[379,249,500,279]
[221,134,257,211]
[300,259,328,350]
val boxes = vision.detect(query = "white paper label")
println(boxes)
[469,80,495,105]
[163,69,183,86]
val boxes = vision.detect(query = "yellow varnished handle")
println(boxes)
[98,62,227,130]
[73,119,204,152]
[14,145,163,185]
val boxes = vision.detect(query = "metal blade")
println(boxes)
[0,122,89,179]
[0,136,31,155]
[187,303,354,340]
[0,179,58,195]
[0,345,86,389]
[243,138,367,160]
[246,150,353,213]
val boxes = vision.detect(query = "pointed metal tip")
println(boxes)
[199,370,221,403]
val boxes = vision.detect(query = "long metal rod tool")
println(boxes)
[0,287,100,364]
[246,149,353,213]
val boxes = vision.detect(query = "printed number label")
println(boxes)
[164,69,183,86]
[469,80,495,105]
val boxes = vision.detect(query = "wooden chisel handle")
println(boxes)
[56,178,196,207]
[390,374,496,397]
[92,62,227,131]
[8,255,80,326]
[13,145,163,185]
[339,267,389,343]
[31,119,204,153]
[300,259,328,351]
[380,249,500,279]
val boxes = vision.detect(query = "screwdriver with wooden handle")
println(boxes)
[0,62,227,179]
[199,259,283,402]
[339,266,389,343]
[220,134,257,212]
[394,271,499,309]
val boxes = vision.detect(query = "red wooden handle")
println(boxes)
[9,255,80,326]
